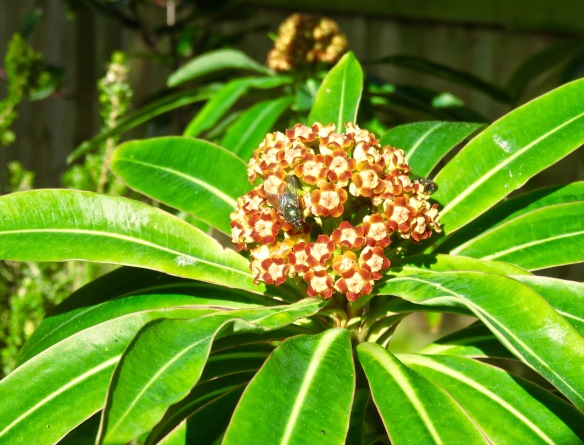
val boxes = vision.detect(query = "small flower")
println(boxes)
[304,269,335,299]
[310,183,348,217]
[331,221,365,250]
[231,122,442,301]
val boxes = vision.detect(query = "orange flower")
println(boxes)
[230,122,442,301]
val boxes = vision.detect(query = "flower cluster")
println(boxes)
[231,122,442,301]
[267,13,348,72]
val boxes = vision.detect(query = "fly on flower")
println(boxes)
[411,173,438,194]
[266,174,305,230]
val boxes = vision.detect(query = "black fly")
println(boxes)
[267,175,305,230]
[411,173,438,194]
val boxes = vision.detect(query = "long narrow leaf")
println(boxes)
[377,270,584,411]
[379,121,484,177]
[221,96,292,159]
[98,298,326,445]
[168,49,272,87]
[20,267,274,364]
[432,78,584,234]
[401,354,584,443]
[512,275,584,336]
[357,343,488,444]
[183,76,291,137]
[373,54,511,103]
[308,51,363,130]
[0,307,208,445]
[111,137,249,234]
[434,181,584,254]
[223,329,354,445]
[451,201,584,270]
[506,40,584,102]
[0,190,261,293]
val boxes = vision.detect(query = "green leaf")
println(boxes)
[156,385,246,445]
[67,87,215,163]
[221,96,292,159]
[167,49,272,87]
[183,76,291,137]
[377,271,584,411]
[0,308,205,445]
[420,322,514,359]
[451,201,584,270]
[99,298,326,445]
[149,372,254,445]
[0,190,261,293]
[345,389,370,445]
[432,78,584,234]
[223,329,355,445]
[401,354,584,443]
[373,54,511,103]
[20,267,274,364]
[512,275,584,336]
[506,40,584,102]
[379,121,484,178]
[308,51,363,130]
[111,137,249,234]
[357,343,488,444]
[391,253,530,276]
[434,181,584,254]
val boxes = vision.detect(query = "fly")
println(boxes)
[411,173,438,194]
[267,175,305,230]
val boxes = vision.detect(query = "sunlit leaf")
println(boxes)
[379,121,484,177]
[99,299,326,445]
[357,343,488,443]
[112,137,248,234]
[377,270,584,411]
[308,51,363,130]
[223,329,354,444]
[432,78,584,234]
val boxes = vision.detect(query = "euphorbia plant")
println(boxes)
[0,53,583,444]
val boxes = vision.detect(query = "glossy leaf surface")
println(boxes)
[221,96,292,159]
[512,275,584,336]
[377,270,584,411]
[451,201,584,270]
[357,343,488,444]
[183,76,291,137]
[99,299,325,445]
[167,49,271,87]
[0,190,259,292]
[20,267,273,364]
[308,51,363,130]
[111,137,248,234]
[0,307,206,445]
[435,181,584,254]
[432,78,584,234]
[223,329,354,445]
[401,354,584,443]
[379,121,483,178]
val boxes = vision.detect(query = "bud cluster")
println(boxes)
[267,14,348,72]
[230,122,441,301]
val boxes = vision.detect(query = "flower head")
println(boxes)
[267,14,348,72]
[231,122,442,301]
